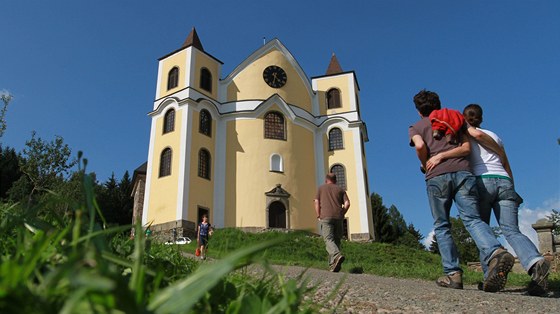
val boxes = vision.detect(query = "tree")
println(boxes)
[117,171,133,225]
[0,146,22,199]
[546,209,560,236]
[97,171,134,227]
[0,91,13,139]
[9,132,77,203]
[387,205,407,242]
[397,223,425,250]
[428,216,480,263]
[370,193,425,249]
[370,193,391,242]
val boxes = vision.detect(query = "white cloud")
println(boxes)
[422,229,435,250]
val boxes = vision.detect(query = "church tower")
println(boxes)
[142,28,222,234]
[141,29,374,241]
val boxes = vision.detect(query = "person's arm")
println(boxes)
[425,134,471,171]
[498,147,513,182]
[467,127,514,181]
[314,199,321,219]
[342,193,350,215]
[411,134,428,170]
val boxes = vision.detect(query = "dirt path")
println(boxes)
[265,265,560,313]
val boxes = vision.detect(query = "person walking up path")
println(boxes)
[463,103,550,296]
[408,89,515,292]
[197,214,213,260]
[314,173,350,272]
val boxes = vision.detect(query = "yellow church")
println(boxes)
[133,28,374,241]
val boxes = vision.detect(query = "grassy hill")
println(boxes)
[184,228,559,290]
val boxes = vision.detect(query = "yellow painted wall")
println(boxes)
[147,108,183,224]
[157,51,188,99]
[224,105,317,229]
[193,51,219,100]
[323,129,363,234]
[315,75,353,116]
[226,50,312,112]
[187,109,216,223]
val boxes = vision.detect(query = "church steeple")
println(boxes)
[325,53,343,75]
[182,27,204,51]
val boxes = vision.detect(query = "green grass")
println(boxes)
[194,228,559,290]
[0,168,319,313]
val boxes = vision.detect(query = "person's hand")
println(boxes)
[426,154,444,171]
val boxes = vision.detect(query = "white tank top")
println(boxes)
[468,128,510,178]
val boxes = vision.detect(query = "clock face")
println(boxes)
[263,65,287,88]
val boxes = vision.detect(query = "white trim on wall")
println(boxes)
[351,127,369,233]
[142,114,158,226]
[178,106,193,220]
[213,115,226,228]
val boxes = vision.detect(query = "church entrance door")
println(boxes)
[268,201,286,228]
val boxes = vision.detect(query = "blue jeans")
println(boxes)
[427,171,502,275]
[476,177,543,276]
[320,219,343,266]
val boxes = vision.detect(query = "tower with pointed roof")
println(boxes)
[140,29,374,241]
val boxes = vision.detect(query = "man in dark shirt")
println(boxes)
[314,173,350,272]
[409,89,514,292]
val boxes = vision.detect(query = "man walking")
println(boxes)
[314,173,350,272]
[464,104,550,296]
[409,89,514,292]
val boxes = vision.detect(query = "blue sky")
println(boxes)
[1,1,558,246]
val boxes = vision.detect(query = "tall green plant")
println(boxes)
[0,158,317,313]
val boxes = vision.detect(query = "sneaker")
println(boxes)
[436,271,463,289]
[483,248,514,292]
[330,255,345,272]
[527,259,550,296]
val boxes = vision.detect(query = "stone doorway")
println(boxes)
[268,201,287,228]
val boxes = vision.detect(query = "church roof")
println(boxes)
[182,27,204,51]
[158,28,222,63]
[325,53,343,75]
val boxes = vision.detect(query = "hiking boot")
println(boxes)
[436,271,463,289]
[527,259,550,296]
[330,255,345,272]
[477,282,484,291]
[483,248,514,292]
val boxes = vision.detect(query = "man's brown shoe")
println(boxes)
[436,271,463,289]
[483,248,514,292]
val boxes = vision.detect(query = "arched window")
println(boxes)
[159,148,172,177]
[330,164,347,190]
[264,111,285,140]
[328,128,344,150]
[326,88,341,109]
[198,149,211,180]
[168,67,179,90]
[200,68,212,92]
[270,154,283,172]
[163,109,175,134]
[199,109,212,137]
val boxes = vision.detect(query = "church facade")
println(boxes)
[138,29,374,241]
